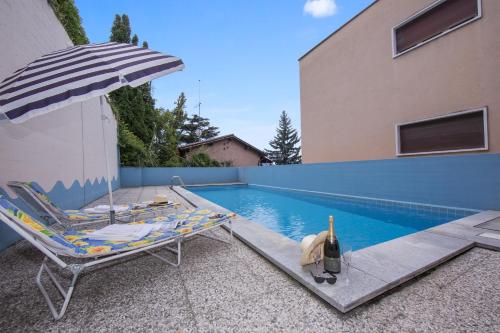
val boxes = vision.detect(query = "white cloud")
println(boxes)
[304,0,338,18]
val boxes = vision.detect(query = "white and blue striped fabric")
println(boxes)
[0,42,184,123]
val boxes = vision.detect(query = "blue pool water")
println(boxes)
[189,185,474,251]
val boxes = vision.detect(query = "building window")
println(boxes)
[396,107,488,156]
[392,0,482,57]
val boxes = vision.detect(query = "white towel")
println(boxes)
[86,224,155,242]
[84,205,130,214]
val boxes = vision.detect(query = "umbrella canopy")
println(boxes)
[0,42,184,222]
[0,42,184,123]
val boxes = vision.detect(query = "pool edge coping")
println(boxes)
[174,186,500,313]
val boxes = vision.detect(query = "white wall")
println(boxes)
[0,0,119,202]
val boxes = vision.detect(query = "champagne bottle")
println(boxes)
[323,215,340,274]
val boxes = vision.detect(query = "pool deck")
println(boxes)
[176,185,500,313]
[0,186,499,332]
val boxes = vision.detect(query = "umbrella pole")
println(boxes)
[100,96,115,224]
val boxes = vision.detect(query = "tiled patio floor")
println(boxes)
[0,186,498,332]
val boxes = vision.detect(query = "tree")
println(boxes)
[180,114,220,144]
[142,41,149,49]
[265,111,301,164]
[122,15,132,42]
[108,14,158,166]
[48,0,89,45]
[152,108,184,166]
[171,93,188,138]
[131,34,139,46]
[110,14,131,43]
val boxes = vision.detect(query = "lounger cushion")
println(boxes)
[0,196,233,258]
[24,182,176,221]
[62,209,232,256]
[0,197,83,255]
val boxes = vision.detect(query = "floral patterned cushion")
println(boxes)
[62,209,234,256]
[25,182,177,221]
[0,197,83,255]
[0,196,234,257]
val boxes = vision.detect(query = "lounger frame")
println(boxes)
[0,205,233,320]
[7,181,176,226]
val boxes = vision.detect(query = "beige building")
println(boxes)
[178,134,270,167]
[299,0,500,163]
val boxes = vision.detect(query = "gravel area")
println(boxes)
[0,186,498,332]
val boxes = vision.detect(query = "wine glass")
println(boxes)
[313,250,322,276]
[341,243,352,285]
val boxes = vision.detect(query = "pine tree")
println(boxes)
[142,41,149,48]
[180,114,220,144]
[265,111,301,164]
[131,34,139,46]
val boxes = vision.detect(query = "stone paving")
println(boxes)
[0,186,498,332]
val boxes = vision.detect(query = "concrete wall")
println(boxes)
[120,167,239,187]
[0,0,119,250]
[238,153,500,211]
[300,0,500,163]
[184,139,263,166]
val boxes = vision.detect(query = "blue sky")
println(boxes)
[76,0,374,149]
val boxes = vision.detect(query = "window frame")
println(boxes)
[392,0,482,58]
[395,107,489,157]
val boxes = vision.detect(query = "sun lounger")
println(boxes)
[0,195,234,320]
[8,181,179,226]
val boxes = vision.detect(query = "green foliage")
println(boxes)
[118,122,148,166]
[172,93,188,135]
[180,114,220,144]
[49,4,223,168]
[152,108,183,166]
[106,12,221,167]
[109,14,157,166]
[110,14,131,43]
[48,0,89,45]
[186,151,221,167]
[131,34,139,46]
[265,110,301,165]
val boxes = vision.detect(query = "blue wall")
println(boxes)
[239,153,500,211]
[120,167,239,187]
[0,177,120,251]
[120,154,500,211]
[3,153,499,251]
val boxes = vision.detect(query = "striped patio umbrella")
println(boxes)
[0,42,184,222]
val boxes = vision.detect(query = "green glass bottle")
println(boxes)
[323,215,340,274]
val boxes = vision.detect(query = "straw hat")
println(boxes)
[300,231,328,266]
[153,194,169,204]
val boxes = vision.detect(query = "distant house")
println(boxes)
[178,134,271,166]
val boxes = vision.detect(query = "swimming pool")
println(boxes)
[189,185,475,251]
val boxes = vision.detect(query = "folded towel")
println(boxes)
[85,224,155,241]
[131,202,150,209]
[84,205,130,214]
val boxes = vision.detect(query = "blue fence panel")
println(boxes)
[238,153,500,211]
[120,167,239,187]
[120,168,143,188]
